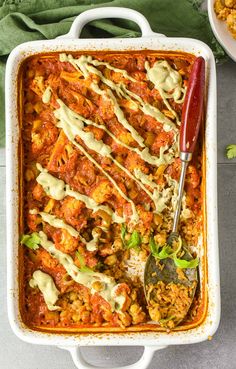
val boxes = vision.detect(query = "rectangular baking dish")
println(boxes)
[6,7,220,369]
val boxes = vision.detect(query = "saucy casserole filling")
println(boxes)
[19,51,203,331]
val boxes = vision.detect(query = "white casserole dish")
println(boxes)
[6,7,220,369]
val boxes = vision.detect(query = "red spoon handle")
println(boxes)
[180,56,205,154]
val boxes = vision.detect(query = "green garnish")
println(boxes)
[159,315,176,324]
[20,232,41,250]
[75,251,93,273]
[149,236,175,259]
[126,230,142,249]
[149,236,160,256]
[226,144,236,159]
[157,245,175,260]
[149,236,199,269]
[121,224,127,245]
[121,225,141,250]
[174,257,199,269]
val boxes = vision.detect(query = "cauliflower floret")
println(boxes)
[90,180,113,203]
[227,10,236,38]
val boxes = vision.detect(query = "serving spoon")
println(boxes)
[144,56,205,327]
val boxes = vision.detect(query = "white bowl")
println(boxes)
[208,0,236,62]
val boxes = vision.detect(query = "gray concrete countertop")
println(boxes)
[1,58,236,369]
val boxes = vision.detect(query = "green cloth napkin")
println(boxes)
[0,0,227,147]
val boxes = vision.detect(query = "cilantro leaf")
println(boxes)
[121,225,141,250]
[226,144,236,159]
[149,236,174,259]
[173,257,199,269]
[157,245,175,259]
[159,315,176,324]
[75,251,93,273]
[126,230,142,249]
[149,235,198,269]
[149,236,160,256]
[20,233,41,250]
[80,266,93,273]
[75,250,85,266]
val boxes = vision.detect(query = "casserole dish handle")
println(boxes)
[59,345,167,369]
[57,7,165,39]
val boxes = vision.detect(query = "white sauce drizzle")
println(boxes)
[86,228,100,252]
[54,99,139,224]
[90,58,136,82]
[59,53,177,134]
[37,231,125,311]
[39,211,86,241]
[32,208,106,252]
[60,54,144,145]
[36,164,65,200]
[106,89,145,147]
[29,270,60,311]
[58,98,175,167]
[145,60,186,123]
[54,99,179,213]
[133,169,158,189]
[42,86,52,104]
[165,174,192,219]
[36,163,125,224]
[52,55,182,218]
[152,187,173,214]
[54,99,112,157]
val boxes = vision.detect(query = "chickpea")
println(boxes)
[142,234,149,244]
[69,292,78,302]
[34,101,43,114]
[124,233,130,242]
[92,227,103,238]
[81,310,90,323]
[118,312,132,327]
[111,239,123,252]
[26,69,34,79]
[129,304,146,324]
[92,281,104,292]
[72,313,81,323]
[104,254,117,266]
[25,102,34,114]
[104,269,112,276]
[139,250,148,261]
[130,303,140,315]
[132,311,146,324]
[32,119,42,131]
[148,306,161,322]
[153,214,163,226]
[130,290,137,301]
[72,299,82,309]
[154,232,167,246]
[123,249,130,260]
[44,198,55,213]
[25,168,35,182]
